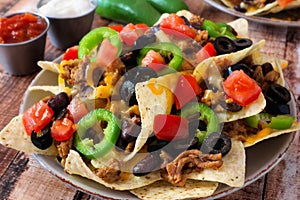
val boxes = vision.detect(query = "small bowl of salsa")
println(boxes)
[0,12,49,75]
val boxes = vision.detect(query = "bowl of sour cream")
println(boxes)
[37,0,97,50]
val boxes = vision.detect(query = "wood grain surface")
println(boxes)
[0,0,299,200]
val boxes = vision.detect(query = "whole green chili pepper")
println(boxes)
[202,19,236,40]
[138,42,183,71]
[180,103,220,143]
[74,108,121,159]
[96,0,161,26]
[78,27,122,60]
[146,0,188,13]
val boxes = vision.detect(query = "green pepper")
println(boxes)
[245,113,295,130]
[96,0,161,26]
[180,103,220,143]
[78,27,122,60]
[74,108,121,159]
[146,0,188,13]
[202,19,236,40]
[138,42,183,72]
[268,115,295,130]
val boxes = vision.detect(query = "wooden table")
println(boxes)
[0,0,299,199]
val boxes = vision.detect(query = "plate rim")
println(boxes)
[203,0,300,27]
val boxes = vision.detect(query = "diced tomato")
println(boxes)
[22,100,54,135]
[174,74,202,110]
[62,46,78,61]
[141,50,166,71]
[223,70,262,106]
[196,42,217,63]
[108,24,124,32]
[51,117,75,141]
[96,38,119,67]
[120,23,149,46]
[278,0,294,8]
[154,114,189,141]
[67,98,89,123]
[160,14,196,38]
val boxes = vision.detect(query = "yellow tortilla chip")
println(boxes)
[65,150,162,190]
[130,180,218,200]
[0,115,57,155]
[244,122,300,147]
[186,140,245,187]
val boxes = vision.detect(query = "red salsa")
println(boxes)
[0,12,48,44]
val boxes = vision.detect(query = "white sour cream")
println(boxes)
[38,0,95,18]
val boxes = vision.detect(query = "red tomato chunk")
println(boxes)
[0,13,47,44]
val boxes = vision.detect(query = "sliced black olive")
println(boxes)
[119,80,137,106]
[200,132,232,156]
[265,83,291,104]
[220,101,243,112]
[134,33,157,50]
[234,38,253,50]
[265,95,291,115]
[121,52,138,71]
[214,36,237,55]
[55,108,68,120]
[261,62,274,76]
[47,92,70,113]
[180,16,190,26]
[124,66,157,84]
[31,125,53,150]
[223,63,253,79]
[147,139,169,152]
[133,152,162,176]
[133,67,158,84]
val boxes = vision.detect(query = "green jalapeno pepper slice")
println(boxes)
[180,103,220,143]
[245,113,295,130]
[202,19,236,40]
[138,42,183,72]
[74,108,121,159]
[78,27,122,61]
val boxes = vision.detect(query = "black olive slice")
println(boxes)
[134,33,157,50]
[214,36,237,55]
[124,66,157,84]
[220,101,243,112]
[234,38,253,50]
[261,62,274,76]
[200,132,232,156]
[224,63,253,78]
[265,95,291,115]
[31,125,53,150]
[265,83,291,104]
[119,80,137,106]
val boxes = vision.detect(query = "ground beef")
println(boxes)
[55,136,73,166]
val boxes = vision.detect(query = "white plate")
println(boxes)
[204,0,300,27]
[20,69,297,199]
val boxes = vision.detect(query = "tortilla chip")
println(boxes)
[28,85,61,95]
[37,61,60,73]
[244,122,300,147]
[124,74,179,161]
[65,150,162,190]
[217,93,266,123]
[221,0,300,16]
[130,180,218,200]
[0,115,57,155]
[187,140,245,187]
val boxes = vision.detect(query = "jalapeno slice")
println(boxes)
[74,108,121,159]
[78,27,122,60]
